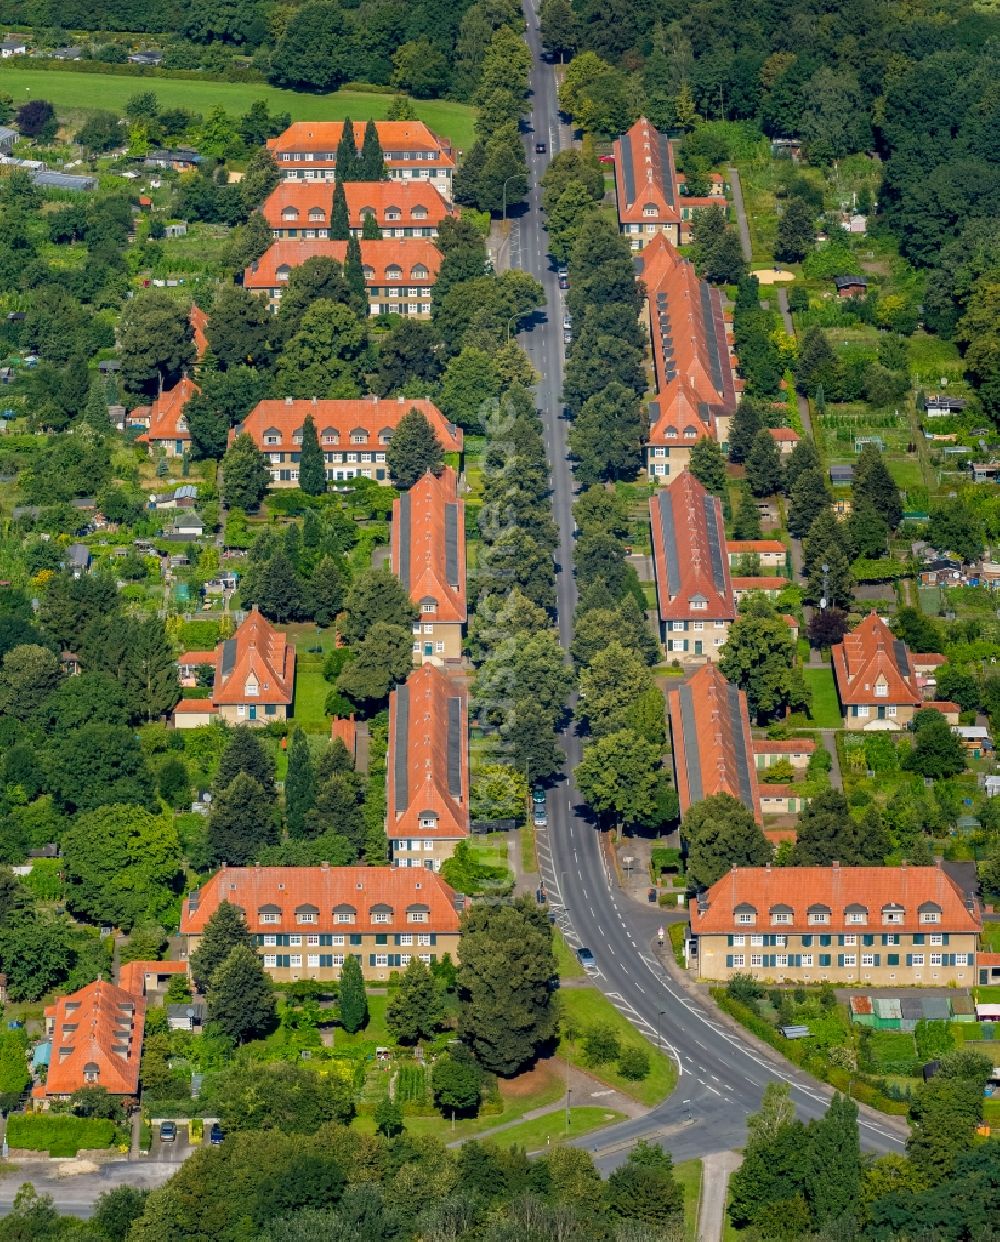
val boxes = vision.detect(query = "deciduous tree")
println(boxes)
[683,793,773,889]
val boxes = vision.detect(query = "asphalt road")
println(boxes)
[516,0,907,1170]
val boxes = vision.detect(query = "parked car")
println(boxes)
[562,313,571,329]
[209,1123,224,1145]
[576,946,595,968]
[557,271,568,289]
[535,141,547,154]
[159,1121,176,1143]
[563,330,572,346]
[531,787,546,806]
[533,807,548,827]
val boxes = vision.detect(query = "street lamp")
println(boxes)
[505,314,519,343]
[820,561,829,611]
[501,174,524,226]
[656,1008,666,1051]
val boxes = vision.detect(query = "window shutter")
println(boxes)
[863,934,874,947]
[873,954,880,966]
[913,934,925,945]
[350,934,362,945]
[820,935,831,947]
[726,955,734,968]
[838,936,845,946]
[941,933,950,946]
[906,954,912,966]
[819,954,831,967]
[837,954,844,967]
[393,934,401,945]
[375,934,388,945]
[802,935,812,948]
[429,934,437,945]
[369,954,376,966]
[887,954,899,966]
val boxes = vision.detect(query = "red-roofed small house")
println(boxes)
[173,607,294,728]
[726,540,788,571]
[134,376,199,458]
[832,612,926,731]
[753,737,816,772]
[387,663,469,870]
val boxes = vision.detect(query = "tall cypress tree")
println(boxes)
[298,413,327,496]
[344,234,367,312]
[335,117,359,181]
[853,442,903,530]
[285,728,315,838]
[330,180,350,241]
[361,212,382,240]
[360,119,387,180]
[803,1093,861,1229]
[189,900,256,992]
[338,953,368,1033]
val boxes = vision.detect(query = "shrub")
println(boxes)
[915,1019,954,1061]
[582,1022,621,1066]
[617,1045,650,1081]
[6,1115,118,1156]
[727,972,764,1005]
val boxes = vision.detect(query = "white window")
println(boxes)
[801,954,814,967]
[332,954,344,966]
[236,704,246,717]
[885,934,899,946]
[775,954,788,968]
[400,954,412,966]
[408,910,429,923]
[846,912,867,925]
[423,840,434,852]
[399,934,413,947]
[289,935,302,947]
[883,910,903,924]
[843,955,857,967]
[417,933,431,946]
[843,935,857,947]
[732,935,746,947]
[263,935,276,947]
[375,954,389,967]
[714,620,725,629]
[307,935,320,947]
[750,954,763,967]
[919,912,940,924]
[422,623,433,634]
[435,641,445,653]
[261,912,280,925]
[929,933,943,946]
[694,621,704,631]
[731,955,745,968]
[290,955,302,968]
[307,955,320,968]
[911,954,924,966]
[336,912,355,924]
[751,934,764,947]
[772,912,791,925]
[419,954,432,963]
[930,953,943,966]
[372,912,391,924]
[297,912,317,924]
[862,954,875,967]
[774,935,787,948]
[808,912,829,925]
[264,954,277,968]
[874,681,888,697]
[332,935,344,946]
[887,705,897,717]
[737,913,754,925]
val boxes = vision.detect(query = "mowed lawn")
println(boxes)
[802,665,842,728]
[557,986,678,1107]
[674,1158,703,1242]
[0,68,476,152]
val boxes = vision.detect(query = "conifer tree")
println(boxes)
[190,901,256,992]
[688,437,727,496]
[207,945,275,1043]
[359,120,387,180]
[386,957,443,1043]
[338,954,368,1033]
[330,181,350,241]
[344,234,367,310]
[284,729,315,838]
[298,413,327,496]
[361,212,382,240]
[335,117,359,180]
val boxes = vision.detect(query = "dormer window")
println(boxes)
[308,208,325,222]
[419,812,438,830]
[385,208,401,221]
[410,264,428,279]
[690,595,707,611]
[734,904,757,926]
[407,905,429,924]
[421,600,437,614]
[259,904,281,925]
[386,265,403,281]
[874,680,889,698]
[919,903,941,925]
[845,904,868,925]
[683,426,698,439]
[362,265,375,279]
[370,904,393,924]
[412,207,428,220]
[807,906,830,925]
[83,1062,100,1083]
[770,905,793,925]
[334,905,356,924]
[276,265,291,283]
[296,904,319,925]
[264,428,281,445]
[281,207,299,221]
[245,677,259,697]
[643,203,659,217]
[882,904,905,925]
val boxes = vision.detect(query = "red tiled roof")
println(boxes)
[912,653,946,669]
[638,234,737,447]
[136,376,198,445]
[612,117,716,227]
[764,826,798,844]
[831,612,923,707]
[732,576,790,592]
[118,960,187,999]
[691,865,982,936]
[178,650,216,666]
[752,738,816,754]
[180,865,462,936]
[726,540,786,555]
[924,701,961,715]
[650,471,735,622]
[330,715,357,759]
[244,238,441,291]
[212,607,294,707]
[769,427,800,442]
[37,980,144,1099]
[391,467,466,625]
[234,397,462,457]
[266,121,454,166]
[262,180,452,232]
[758,783,800,798]
[666,663,762,822]
[190,304,209,359]
[387,664,469,841]
[979,952,1000,967]
[173,698,214,714]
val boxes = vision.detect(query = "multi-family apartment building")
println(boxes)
[637,234,739,480]
[650,471,735,662]
[179,865,463,984]
[387,663,469,870]
[832,611,937,731]
[266,121,455,197]
[690,863,981,986]
[243,238,441,317]
[262,181,453,239]
[612,117,721,249]
[667,663,762,823]
[231,397,462,489]
[33,980,145,1106]
[173,607,294,729]
[391,467,466,664]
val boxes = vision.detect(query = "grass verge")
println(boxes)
[0,68,476,152]
[483,1106,625,1151]
[674,1158,703,1242]
[520,821,538,874]
[557,987,678,1107]
[554,930,585,978]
